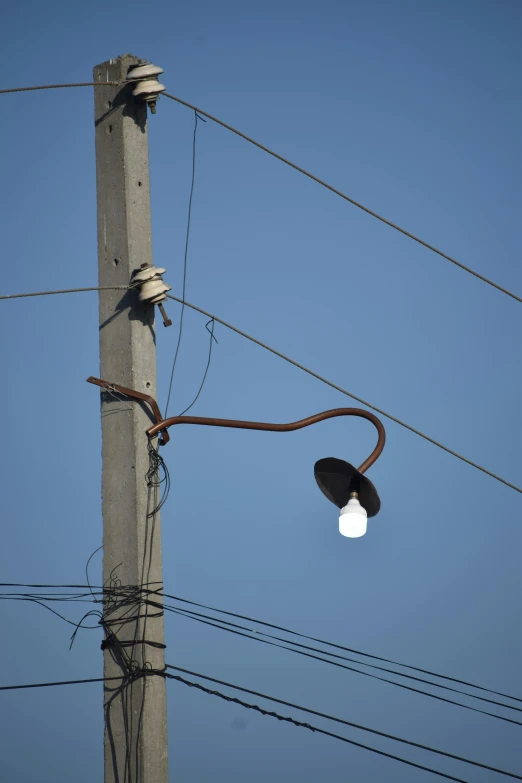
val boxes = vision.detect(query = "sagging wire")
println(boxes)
[146,438,171,516]
[165,666,522,781]
[0,662,520,780]
[2,582,521,712]
[164,110,207,417]
[178,318,218,417]
[0,282,520,494]
[162,602,522,727]
[166,674,469,783]
[161,602,522,718]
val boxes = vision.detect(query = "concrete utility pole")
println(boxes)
[93,54,168,783]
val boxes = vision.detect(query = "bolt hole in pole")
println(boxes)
[113,258,119,266]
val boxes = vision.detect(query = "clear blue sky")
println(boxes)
[1,1,520,781]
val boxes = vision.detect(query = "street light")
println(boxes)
[147,408,385,539]
[87,377,386,538]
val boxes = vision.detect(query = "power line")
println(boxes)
[0,667,485,782]
[153,587,521,705]
[164,604,522,727]
[166,667,522,781]
[162,93,522,305]
[162,602,522,715]
[0,284,520,494]
[0,285,132,300]
[165,111,205,416]
[167,674,467,783]
[0,82,121,95]
[5,585,517,725]
[1,80,519,304]
[164,294,522,495]
[3,583,520,706]
[0,675,123,691]
[4,663,516,779]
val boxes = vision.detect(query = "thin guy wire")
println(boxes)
[0,285,133,300]
[165,294,522,495]
[164,111,204,417]
[0,284,519,493]
[166,667,521,780]
[0,82,121,95]
[178,318,217,416]
[163,92,521,304]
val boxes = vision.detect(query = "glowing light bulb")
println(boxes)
[339,494,367,538]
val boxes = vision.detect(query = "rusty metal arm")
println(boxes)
[147,408,385,474]
[87,376,170,445]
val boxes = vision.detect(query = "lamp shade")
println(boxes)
[314,457,381,517]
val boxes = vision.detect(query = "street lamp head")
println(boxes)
[314,457,381,538]
[88,379,387,538]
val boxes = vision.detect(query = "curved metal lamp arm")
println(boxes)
[147,408,385,474]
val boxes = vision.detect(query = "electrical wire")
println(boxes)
[2,78,519,304]
[161,601,522,715]
[166,678,468,783]
[0,675,124,690]
[2,667,514,780]
[153,588,522,705]
[166,666,522,780]
[0,285,132,300]
[164,294,522,495]
[7,585,520,723]
[164,111,206,417]
[178,318,217,416]
[0,82,121,95]
[2,584,521,706]
[163,92,521,304]
[8,584,522,711]
[0,282,519,494]
[163,604,522,727]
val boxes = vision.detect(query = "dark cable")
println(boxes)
[163,92,522,304]
[168,678,474,783]
[146,439,171,516]
[166,666,522,780]
[0,675,124,691]
[153,588,522,704]
[2,582,521,707]
[85,544,103,602]
[164,111,206,417]
[178,318,217,416]
[163,602,522,714]
[164,604,522,726]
